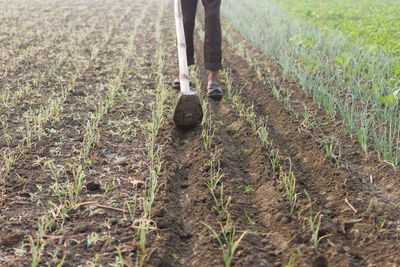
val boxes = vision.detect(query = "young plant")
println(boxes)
[356,113,371,154]
[281,160,297,215]
[207,182,231,220]
[323,137,338,165]
[221,68,234,99]
[205,153,223,190]
[28,234,45,267]
[304,190,332,252]
[257,118,272,149]
[1,148,16,175]
[203,215,246,267]
[269,150,279,173]
[366,197,377,214]
[202,116,216,151]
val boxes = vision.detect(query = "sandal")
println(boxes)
[172,79,180,90]
[207,84,223,101]
[172,79,193,91]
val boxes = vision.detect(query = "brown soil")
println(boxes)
[1,0,400,266]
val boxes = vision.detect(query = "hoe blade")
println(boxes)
[173,92,203,128]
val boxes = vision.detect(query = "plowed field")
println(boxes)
[1,0,400,266]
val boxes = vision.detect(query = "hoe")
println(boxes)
[172,0,203,128]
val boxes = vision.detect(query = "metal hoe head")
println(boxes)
[173,91,203,128]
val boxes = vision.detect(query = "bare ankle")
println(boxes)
[208,70,219,85]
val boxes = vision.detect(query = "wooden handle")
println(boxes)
[174,0,191,94]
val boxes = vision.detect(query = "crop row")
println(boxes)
[222,0,400,167]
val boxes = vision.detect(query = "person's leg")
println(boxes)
[182,0,198,66]
[202,0,223,100]
[202,0,222,77]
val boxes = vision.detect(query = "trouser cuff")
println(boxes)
[188,58,195,66]
[205,62,223,71]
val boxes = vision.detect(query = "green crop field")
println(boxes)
[223,0,400,167]
[275,0,400,53]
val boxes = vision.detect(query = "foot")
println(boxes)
[172,78,193,91]
[207,71,223,101]
[172,78,180,90]
[208,70,220,87]
[207,84,223,101]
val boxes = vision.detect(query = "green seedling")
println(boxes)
[29,234,45,267]
[207,182,231,220]
[115,247,125,267]
[126,190,139,227]
[243,147,253,154]
[304,190,332,252]
[281,160,297,214]
[269,150,279,173]
[257,122,272,149]
[366,197,377,214]
[202,116,216,151]
[244,185,255,195]
[380,218,386,230]
[282,87,292,107]
[0,189,6,206]
[203,216,246,267]
[323,137,338,165]
[285,249,300,267]
[221,68,234,99]
[244,209,253,224]
[205,153,223,190]
[1,148,16,175]
[87,233,100,248]
[14,242,29,257]
[172,254,179,262]
[356,113,372,154]
[300,105,319,130]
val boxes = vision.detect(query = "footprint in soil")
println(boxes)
[313,255,328,267]
[86,181,101,192]
[0,232,23,247]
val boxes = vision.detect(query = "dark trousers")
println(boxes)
[181,0,222,71]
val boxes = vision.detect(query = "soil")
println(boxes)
[1,0,400,266]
